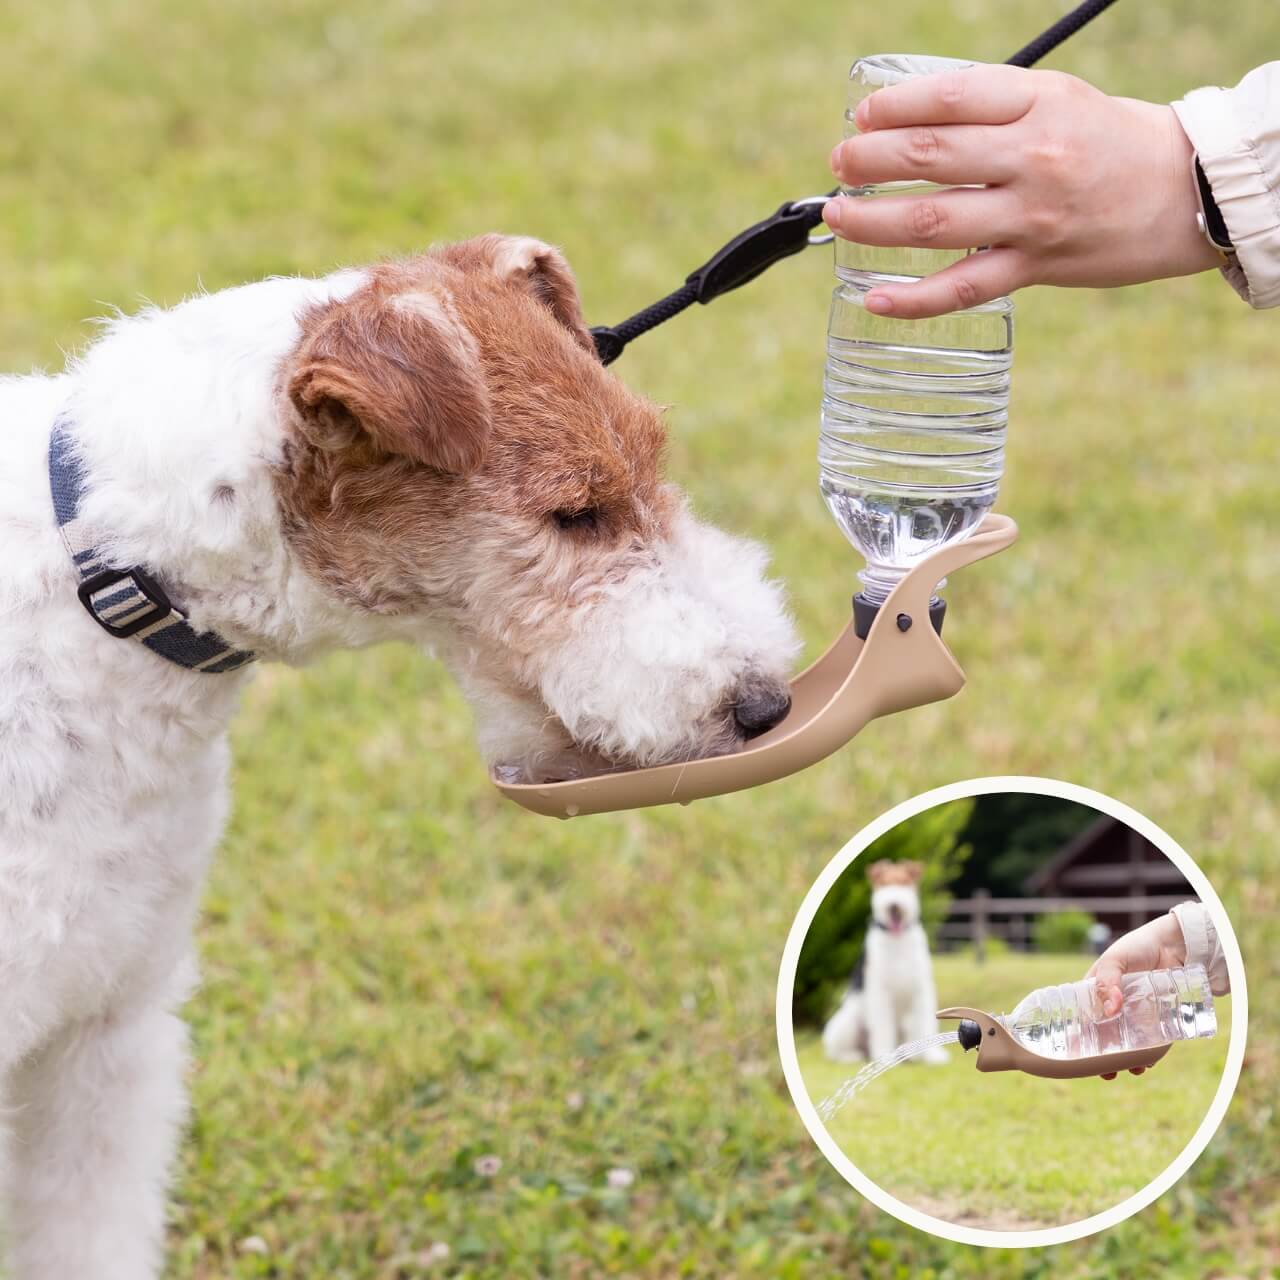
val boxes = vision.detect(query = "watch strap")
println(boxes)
[1193,155,1234,254]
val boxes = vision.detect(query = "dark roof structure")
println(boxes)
[1023,815,1194,930]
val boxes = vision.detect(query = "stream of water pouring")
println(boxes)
[816,1030,960,1123]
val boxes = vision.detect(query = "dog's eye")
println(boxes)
[551,508,602,532]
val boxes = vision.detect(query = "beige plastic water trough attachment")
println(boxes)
[936,1006,1174,1080]
[494,512,1018,819]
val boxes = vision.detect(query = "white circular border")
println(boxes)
[775,776,1249,1249]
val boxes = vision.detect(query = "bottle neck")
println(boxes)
[856,564,902,607]
[858,565,947,609]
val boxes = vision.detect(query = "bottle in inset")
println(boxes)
[819,53,1013,629]
[997,965,1217,1061]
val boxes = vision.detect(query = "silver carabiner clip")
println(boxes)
[789,194,836,246]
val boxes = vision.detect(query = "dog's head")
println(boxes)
[867,860,923,935]
[273,235,799,781]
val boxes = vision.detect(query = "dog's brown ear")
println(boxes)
[866,860,888,886]
[900,860,925,883]
[451,234,595,355]
[288,290,491,475]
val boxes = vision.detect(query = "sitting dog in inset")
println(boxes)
[821,859,948,1065]
[0,235,799,1280]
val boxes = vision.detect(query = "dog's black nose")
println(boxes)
[733,683,792,739]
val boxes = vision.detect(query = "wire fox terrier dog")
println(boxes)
[822,860,949,1066]
[0,235,797,1280]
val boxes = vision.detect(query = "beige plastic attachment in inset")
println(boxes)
[493,512,1018,818]
[936,1007,1174,1080]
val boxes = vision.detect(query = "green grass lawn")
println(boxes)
[4,0,1278,1276]
[798,953,1232,1230]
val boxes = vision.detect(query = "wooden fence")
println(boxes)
[938,891,1188,959]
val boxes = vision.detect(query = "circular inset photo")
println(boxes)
[776,778,1247,1247]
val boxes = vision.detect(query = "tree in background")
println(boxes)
[792,799,973,1028]
[950,793,1098,899]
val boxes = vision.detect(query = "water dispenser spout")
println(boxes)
[937,1007,1174,1080]
[495,513,1017,817]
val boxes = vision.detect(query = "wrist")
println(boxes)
[1149,911,1188,969]
[1167,903,1204,969]
[1153,103,1225,277]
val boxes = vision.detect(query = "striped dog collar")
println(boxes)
[48,417,256,674]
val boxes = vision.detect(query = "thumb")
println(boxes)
[861,248,1027,320]
[1091,959,1126,1018]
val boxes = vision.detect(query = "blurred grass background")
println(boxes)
[799,955,1232,1230]
[2,0,1277,1275]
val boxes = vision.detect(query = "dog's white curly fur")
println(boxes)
[821,881,948,1067]
[0,266,796,1279]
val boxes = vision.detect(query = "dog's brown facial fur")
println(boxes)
[271,234,797,777]
[275,235,673,624]
[273,235,724,775]
[867,860,924,887]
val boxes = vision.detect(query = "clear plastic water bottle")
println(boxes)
[1001,965,1217,1061]
[820,53,1013,616]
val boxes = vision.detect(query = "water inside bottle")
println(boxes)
[819,289,1010,602]
[1003,967,1217,1060]
[820,53,1011,605]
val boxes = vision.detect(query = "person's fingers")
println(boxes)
[1098,985,1125,1018]
[822,189,1021,253]
[1100,1064,1150,1082]
[831,124,1020,187]
[855,65,1037,132]
[857,248,1027,319]
[1091,958,1127,1018]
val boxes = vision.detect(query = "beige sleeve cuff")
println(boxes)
[1170,901,1230,996]
[1172,65,1280,308]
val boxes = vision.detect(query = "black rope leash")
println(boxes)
[590,0,1121,365]
[588,195,831,364]
[1005,0,1119,69]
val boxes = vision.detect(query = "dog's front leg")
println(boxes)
[864,982,898,1062]
[4,997,190,1280]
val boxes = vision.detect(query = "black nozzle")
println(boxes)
[956,1019,983,1053]
[852,592,947,641]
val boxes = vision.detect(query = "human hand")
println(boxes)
[1086,912,1188,1079]
[823,65,1224,319]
